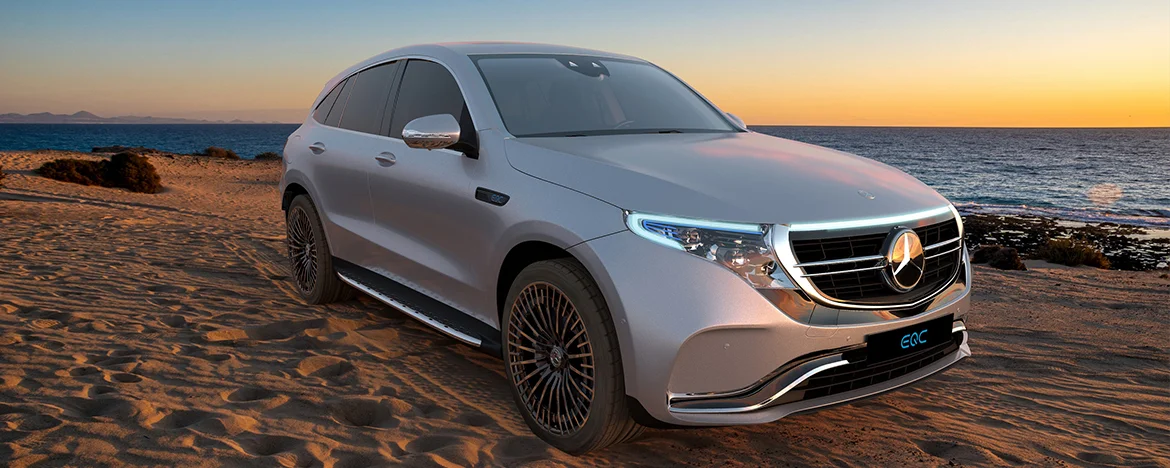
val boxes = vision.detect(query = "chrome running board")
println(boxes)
[333,259,502,356]
[338,273,481,346]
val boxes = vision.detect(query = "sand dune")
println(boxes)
[1,150,1167,467]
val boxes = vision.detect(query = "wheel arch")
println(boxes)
[495,240,574,322]
[282,182,310,212]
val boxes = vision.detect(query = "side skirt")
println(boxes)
[334,258,502,357]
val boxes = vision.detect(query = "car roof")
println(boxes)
[379,42,645,62]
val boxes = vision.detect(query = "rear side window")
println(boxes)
[388,60,470,139]
[338,62,400,135]
[324,78,354,128]
[312,79,345,123]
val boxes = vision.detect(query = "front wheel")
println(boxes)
[502,258,643,454]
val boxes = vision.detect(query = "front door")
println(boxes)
[365,59,493,324]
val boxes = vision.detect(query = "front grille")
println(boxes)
[789,218,962,306]
[771,331,963,406]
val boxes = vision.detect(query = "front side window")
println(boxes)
[473,55,735,137]
[338,62,400,135]
[388,60,471,139]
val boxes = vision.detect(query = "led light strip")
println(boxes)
[624,212,764,250]
[788,205,954,232]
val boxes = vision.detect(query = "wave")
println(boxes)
[955,202,1170,228]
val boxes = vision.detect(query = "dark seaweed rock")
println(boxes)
[196,146,239,159]
[36,152,161,194]
[1036,239,1111,269]
[0,165,6,187]
[987,247,1027,271]
[254,152,281,161]
[971,245,1003,264]
[36,159,105,186]
[104,152,162,194]
[92,145,162,154]
[962,213,1169,271]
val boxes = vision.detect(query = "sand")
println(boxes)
[1,150,1168,467]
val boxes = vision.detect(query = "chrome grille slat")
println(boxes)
[925,245,963,260]
[924,236,960,251]
[777,212,964,307]
[794,255,885,268]
[800,264,885,278]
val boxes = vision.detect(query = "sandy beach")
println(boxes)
[1,150,1167,467]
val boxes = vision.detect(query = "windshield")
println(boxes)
[473,54,737,137]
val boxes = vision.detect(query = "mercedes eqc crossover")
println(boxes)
[279,42,972,454]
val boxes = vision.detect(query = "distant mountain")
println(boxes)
[0,111,263,124]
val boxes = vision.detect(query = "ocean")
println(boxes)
[2,124,1167,227]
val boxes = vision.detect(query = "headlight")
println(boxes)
[625,212,794,289]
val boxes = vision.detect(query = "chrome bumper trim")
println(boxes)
[669,321,968,415]
[671,358,850,414]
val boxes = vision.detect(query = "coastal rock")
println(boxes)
[92,145,163,154]
[987,247,1027,271]
[196,146,239,160]
[970,245,1027,271]
[963,214,1168,271]
[971,245,1003,264]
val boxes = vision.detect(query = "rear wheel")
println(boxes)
[286,195,353,304]
[502,258,643,454]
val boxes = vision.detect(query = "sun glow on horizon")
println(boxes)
[0,1,1167,127]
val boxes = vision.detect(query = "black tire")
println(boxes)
[502,258,644,454]
[285,195,354,304]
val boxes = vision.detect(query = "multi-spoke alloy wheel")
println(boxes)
[284,195,353,305]
[507,282,595,435]
[286,206,318,294]
[502,259,643,453]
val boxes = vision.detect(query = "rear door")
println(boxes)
[298,62,400,262]
[365,59,493,324]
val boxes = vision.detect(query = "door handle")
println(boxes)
[308,142,326,154]
[374,152,396,167]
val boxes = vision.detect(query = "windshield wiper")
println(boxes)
[656,130,684,134]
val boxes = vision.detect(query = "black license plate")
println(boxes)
[865,314,954,363]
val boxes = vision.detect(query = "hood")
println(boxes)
[504,131,950,225]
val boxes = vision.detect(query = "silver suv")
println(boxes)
[280,42,971,454]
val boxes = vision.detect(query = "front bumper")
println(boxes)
[568,230,972,426]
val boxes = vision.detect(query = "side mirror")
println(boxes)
[402,114,461,150]
[725,112,746,129]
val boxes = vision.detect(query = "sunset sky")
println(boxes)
[1,0,1167,126]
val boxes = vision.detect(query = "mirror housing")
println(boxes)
[403,114,461,150]
[725,112,747,130]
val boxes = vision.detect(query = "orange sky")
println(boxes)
[1,1,1167,126]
